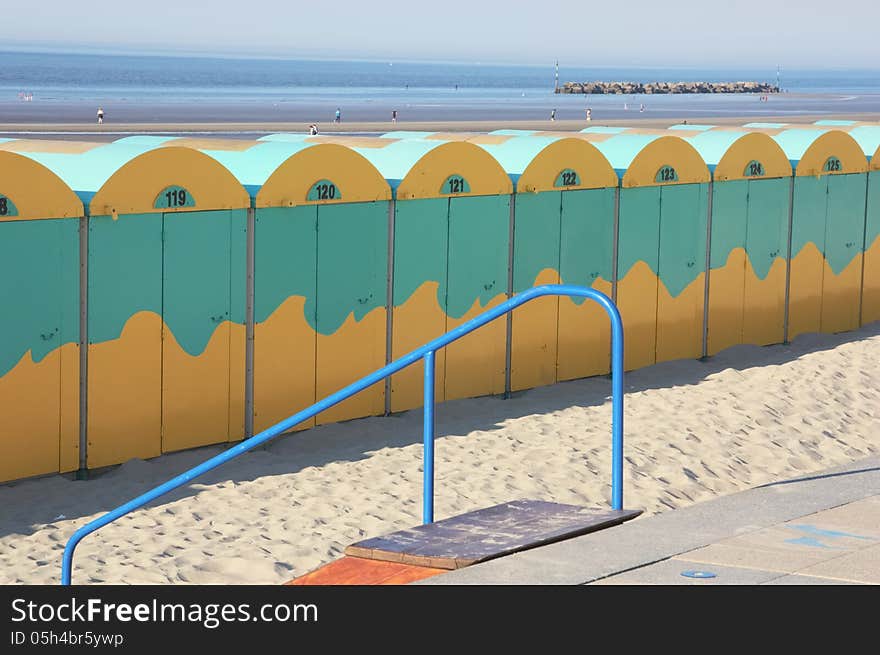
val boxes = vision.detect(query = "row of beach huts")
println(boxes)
[0,119,878,482]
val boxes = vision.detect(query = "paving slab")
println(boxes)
[795,544,880,584]
[591,558,784,585]
[418,455,880,585]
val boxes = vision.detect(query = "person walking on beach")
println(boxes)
[550,108,556,121]
[308,123,318,135]
[334,107,341,123]
[97,107,104,124]
[391,109,397,123]
[586,107,592,122]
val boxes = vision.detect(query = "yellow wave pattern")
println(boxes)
[557,277,613,382]
[862,235,880,326]
[510,268,614,390]
[511,268,561,392]
[617,261,706,370]
[390,282,447,413]
[0,343,78,482]
[315,305,386,425]
[87,310,246,468]
[788,243,863,340]
[87,311,162,468]
[707,248,787,356]
[253,296,316,434]
[444,292,508,402]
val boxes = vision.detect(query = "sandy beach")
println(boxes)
[1,320,878,585]
[1,112,880,139]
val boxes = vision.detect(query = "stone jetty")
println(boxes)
[556,81,779,94]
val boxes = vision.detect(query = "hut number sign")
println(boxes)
[655,165,678,183]
[823,157,842,173]
[744,160,765,177]
[554,169,581,188]
[441,175,471,195]
[0,194,18,217]
[154,185,196,209]
[307,180,341,201]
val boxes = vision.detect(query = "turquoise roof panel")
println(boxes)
[199,141,315,198]
[669,124,716,131]
[257,133,315,143]
[847,126,880,159]
[769,127,831,164]
[590,133,664,178]
[814,120,858,126]
[18,140,170,206]
[681,131,752,171]
[379,131,437,139]
[581,126,631,134]
[470,136,562,184]
[347,138,448,191]
[743,122,790,128]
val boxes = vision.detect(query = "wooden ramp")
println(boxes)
[286,557,446,585]
[287,499,642,585]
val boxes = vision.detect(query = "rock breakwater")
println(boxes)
[556,81,779,94]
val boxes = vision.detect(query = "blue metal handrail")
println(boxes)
[61,284,624,585]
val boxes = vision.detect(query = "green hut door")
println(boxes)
[87,213,163,468]
[617,187,661,371]
[863,171,880,325]
[655,183,708,364]
[742,178,789,346]
[821,173,867,333]
[161,209,245,453]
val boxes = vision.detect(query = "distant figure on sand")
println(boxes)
[586,107,592,121]
[97,107,104,124]
[391,109,397,123]
[639,103,645,113]
[334,107,341,123]
[550,108,556,121]
[308,123,318,135]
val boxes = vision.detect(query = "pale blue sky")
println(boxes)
[1,0,877,68]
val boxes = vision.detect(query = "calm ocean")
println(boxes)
[1,50,879,123]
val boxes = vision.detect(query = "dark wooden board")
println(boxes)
[345,499,642,569]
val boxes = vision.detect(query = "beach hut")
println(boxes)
[685,131,793,355]
[22,139,252,467]
[862,139,880,325]
[771,128,869,340]
[592,134,711,371]
[816,123,880,327]
[349,138,512,412]
[0,149,83,482]
[251,142,392,427]
[104,135,395,431]
[476,136,618,390]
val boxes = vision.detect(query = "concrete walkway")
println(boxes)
[419,455,880,585]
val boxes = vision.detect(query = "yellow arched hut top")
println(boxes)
[256,143,391,208]
[395,141,512,200]
[712,132,793,181]
[773,129,868,177]
[89,146,251,216]
[596,135,710,188]
[0,150,83,221]
[516,138,619,193]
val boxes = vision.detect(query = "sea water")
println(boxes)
[1,50,878,124]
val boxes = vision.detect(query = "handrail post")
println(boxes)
[423,350,436,524]
[609,304,624,511]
